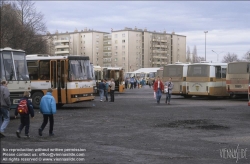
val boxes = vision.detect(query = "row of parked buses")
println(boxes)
[94,66,125,93]
[124,67,161,85]
[1,47,100,109]
[162,62,250,100]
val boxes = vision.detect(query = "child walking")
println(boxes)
[15,91,34,138]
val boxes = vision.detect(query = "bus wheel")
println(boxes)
[32,92,44,109]
[56,104,64,108]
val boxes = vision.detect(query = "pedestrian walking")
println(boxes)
[153,76,164,104]
[165,77,174,105]
[98,80,105,102]
[109,78,115,102]
[38,88,56,136]
[15,91,34,138]
[0,80,11,138]
[125,78,128,89]
[130,77,134,89]
[134,78,137,89]
[104,79,109,102]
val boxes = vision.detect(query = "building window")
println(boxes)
[96,41,99,44]
[122,46,125,50]
[115,52,118,55]
[122,40,125,43]
[115,34,118,38]
[122,51,125,55]
[97,52,99,56]
[115,40,118,44]
[115,46,118,50]
[136,40,138,43]
[96,35,99,38]
[122,33,125,37]
[136,34,138,37]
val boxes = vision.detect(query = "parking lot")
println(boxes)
[1,86,250,164]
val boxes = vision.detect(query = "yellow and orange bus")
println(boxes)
[26,55,95,108]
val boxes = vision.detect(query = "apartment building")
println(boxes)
[48,28,109,66]
[47,27,186,72]
[111,27,186,72]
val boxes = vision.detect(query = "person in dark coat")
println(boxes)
[15,91,34,138]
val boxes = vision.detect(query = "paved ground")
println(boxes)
[1,86,250,164]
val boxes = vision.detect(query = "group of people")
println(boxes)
[153,76,174,104]
[0,80,56,138]
[125,77,146,89]
[98,78,115,102]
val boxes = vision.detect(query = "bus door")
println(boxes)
[56,60,66,104]
[215,66,223,95]
[50,60,58,103]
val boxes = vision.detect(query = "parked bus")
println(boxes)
[156,67,163,78]
[186,63,229,97]
[0,47,31,109]
[26,55,95,108]
[162,63,189,97]
[133,68,160,84]
[103,67,125,92]
[226,61,250,98]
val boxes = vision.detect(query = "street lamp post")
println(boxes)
[212,50,224,62]
[204,31,208,61]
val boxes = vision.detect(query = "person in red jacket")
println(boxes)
[153,76,164,104]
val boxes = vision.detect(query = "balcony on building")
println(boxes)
[153,50,168,54]
[54,39,70,43]
[55,50,69,55]
[152,38,168,43]
[55,44,69,49]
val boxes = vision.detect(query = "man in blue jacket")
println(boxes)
[38,88,56,136]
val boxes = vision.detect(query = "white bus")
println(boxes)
[162,63,189,97]
[103,67,125,92]
[133,67,160,84]
[226,61,250,98]
[186,63,229,97]
[0,47,31,109]
[26,55,95,108]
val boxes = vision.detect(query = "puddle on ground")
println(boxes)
[154,119,229,130]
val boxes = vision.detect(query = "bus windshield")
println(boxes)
[69,59,94,80]
[187,65,209,77]
[148,72,155,78]
[13,52,29,81]
[228,63,250,74]
[164,66,183,77]
[1,51,29,81]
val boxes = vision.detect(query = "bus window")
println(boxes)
[247,64,250,73]
[0,54,3,81]
[39,61,50,80]
[215,66,221,78]
[13,52,29,81]
[222,68,226,78]
[28,61,39,80]
[2,51,15,81]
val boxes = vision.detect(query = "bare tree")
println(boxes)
[221,53,240,63]
[1,0,49,54]
[192,45,201,63]
[186,46,191,62]
[241,50,250,61]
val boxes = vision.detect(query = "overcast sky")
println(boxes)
[35,1,250,62]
